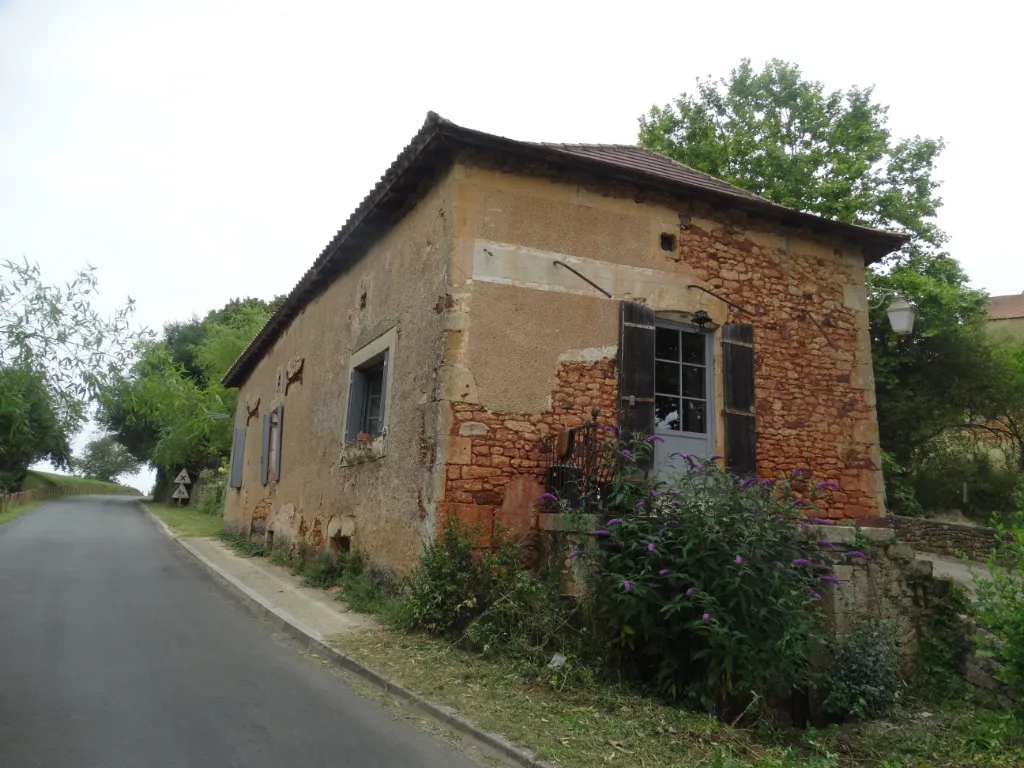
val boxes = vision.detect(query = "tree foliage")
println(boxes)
[75,434,142,483]
[0,365,71,491]
[639,59,1016,513]
[98,296,278,495]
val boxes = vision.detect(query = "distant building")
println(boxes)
[988,293,1024,341]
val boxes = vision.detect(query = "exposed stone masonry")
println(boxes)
[439,358,617,541]
[676,207,882,519]
[890,515,999,562]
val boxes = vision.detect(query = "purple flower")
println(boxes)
[711,455,724,461]
[794,500,808,507]
[538,492,558,502]
[798,521,809,527]
[647,435,665,443]
[607,519,623,526]
[845,551,868,560]
[650,490,659,497]
[647,542,656,552]
[702,613,709,623]
[811,592,822,601]
[588,567,600,574]
[735,555,743,564]
[818,541,835,549]
[761,479,774,488]
[623,580,631,592]
[659,569,670,575]
[821,575,840,584]
[648,582,656,588]
[792,558,813,567]
[771,561,781,567]
[568,551,580,559]
[685,587,694,596]
[591,530,611,536]
[817,481,840,490]
[582,548,590,554]
[811,517,835,526]
[794,468,811,476]
[621,449,632,458]
[740,478,756,489]
[658,528,666,535]
[603,425,620,436]
[634,501,645,512]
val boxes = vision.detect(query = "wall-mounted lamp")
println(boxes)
[691,309,713,332]
[871,290,916,337]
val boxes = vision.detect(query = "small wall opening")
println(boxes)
[359,292,367,310]
[266,529,274,548]
[328,532,351,557]
[660,232,677,252]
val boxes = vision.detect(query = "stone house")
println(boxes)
[220,113,907,568]
[988,293,1024,341]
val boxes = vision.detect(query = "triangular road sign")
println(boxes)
[171,484,190,500]
[173,469,192,485]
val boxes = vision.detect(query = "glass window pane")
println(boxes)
[680,332,704,364]
[681,365,705,399]
[655,361,680,396]
[681,399,706,434]
[655,327,679,361]
[655,395,681,432]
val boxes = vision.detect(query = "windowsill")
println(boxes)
[339,433,388,467]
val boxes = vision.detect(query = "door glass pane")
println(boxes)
[681,399,706,433]
[655,395,681,431]
[680,332,704,364]
[681,365,705,399]
[655,361,680,396]
[655,327,679,361]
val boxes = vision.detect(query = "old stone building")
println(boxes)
[220,113,907,568]
[988,293,1024,341]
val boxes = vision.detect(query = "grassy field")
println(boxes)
[23,470,141,495]
[145,502,223,538]
[0,500,42,529]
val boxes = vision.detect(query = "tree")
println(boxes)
[0,365,71,491]
[638,58,945,252]
[638,60,1005,511]
[98,297,277,496]
[75,434,141,483]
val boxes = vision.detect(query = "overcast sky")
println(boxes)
[2,0,1020,491]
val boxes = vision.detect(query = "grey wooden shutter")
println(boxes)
[617,301,656,437]
[228,427,246,489]
[273,405,284,480]
[376,350,389,435]
[723,323,757,475]
[345,367,366,443]
[260,412,271,485]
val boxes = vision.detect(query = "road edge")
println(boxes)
[140,503,550,768]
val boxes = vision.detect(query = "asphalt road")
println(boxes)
[0,496,482,768]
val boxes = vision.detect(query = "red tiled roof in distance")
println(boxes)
[989,294,1024,320]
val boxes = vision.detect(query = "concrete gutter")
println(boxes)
[142,505,550,768]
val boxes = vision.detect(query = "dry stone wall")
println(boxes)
[889,515,999,562]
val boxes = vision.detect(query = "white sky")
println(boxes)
[3,0,1021,491]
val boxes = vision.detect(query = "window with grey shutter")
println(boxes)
[618,301,656,438]
[260,412,271,485]
[723,323,757,475]
[273,405,284,480]
[228,427,246,489]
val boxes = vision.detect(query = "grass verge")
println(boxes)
[214,532,1024,768]
[0,500,42,529]
[146,502,223,538]
[24,469,141,495]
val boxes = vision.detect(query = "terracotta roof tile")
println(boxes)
[990,294,1024,320]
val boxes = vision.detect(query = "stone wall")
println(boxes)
[676,207,883,520]
[439,358,617,545]
[889,515,999,562]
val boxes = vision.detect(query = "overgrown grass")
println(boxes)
[24,470,140,495]
[0,500,41,528]
[147,502,223,538]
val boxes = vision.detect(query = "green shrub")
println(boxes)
[301,552,348,589]
[914,580,973,700]
[973,508,1024,701]
[400,517,490,636]
[570,435,830,713]
[824,619,903,719]
[217,530,268,557]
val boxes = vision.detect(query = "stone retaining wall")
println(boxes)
[889,515,999,562]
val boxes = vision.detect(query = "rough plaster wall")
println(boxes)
[442,161,885,521]
[224,173,453,569]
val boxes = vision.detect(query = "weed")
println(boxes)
[914,580,973,701]
[824,618,904,720]
[217,530,268,557]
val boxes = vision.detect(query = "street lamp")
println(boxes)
[885,297,915,337]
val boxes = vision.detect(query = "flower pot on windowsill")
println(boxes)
[339,431,388,466]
